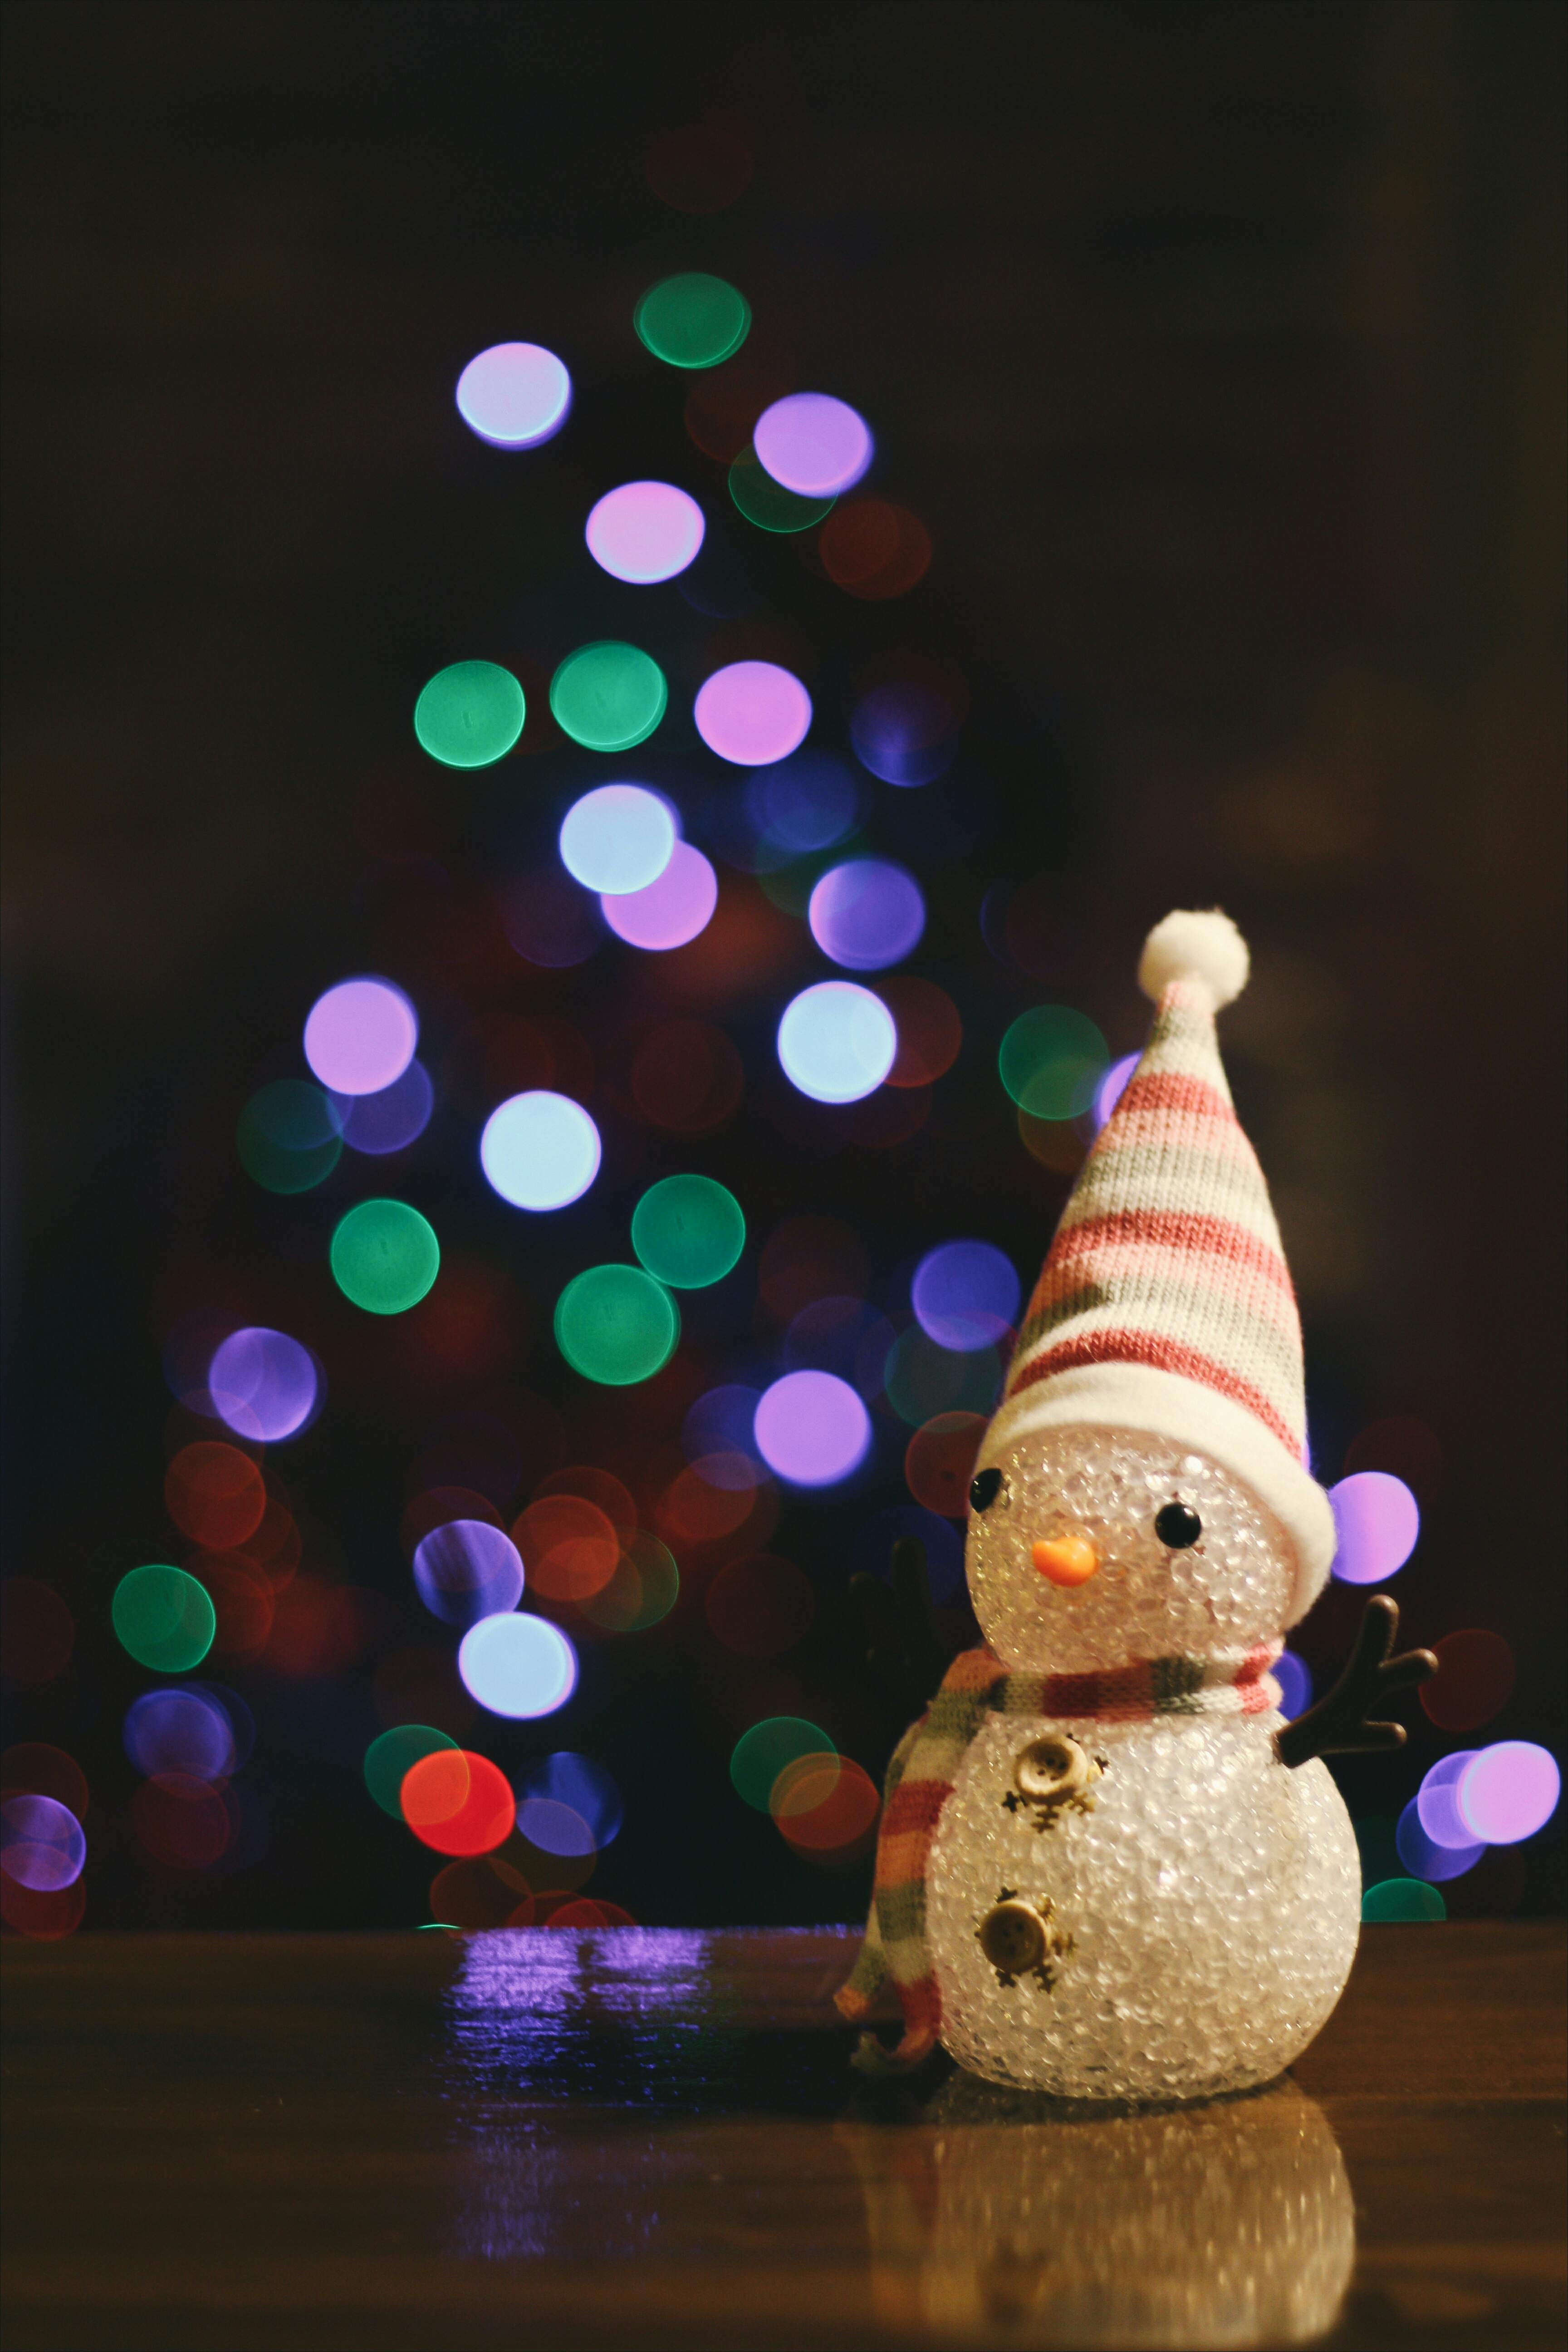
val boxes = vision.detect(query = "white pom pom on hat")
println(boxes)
[1138,908,1250,1012]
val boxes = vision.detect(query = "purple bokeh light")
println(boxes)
[753,392,873,498]
[1328,1471,1420,1584]
[1395,1798,1483,1882]
[745,755,862,854]
[1458,1742,1561,1844]
[456,342,572,449]
[585,481,705,584]
[304,978,418,1096]
[849,681,959,786]
[1416,1751,1482,1848]
[412,1521,526,1629]
[515,1798,595,1857]
[123,1687,235,1783]
[1274,1650,1313,1721]
[502,867,605,969]
[1092,1051,1141,1132]
[207,1326,320,1443]
[753,1370,871,1488]
[337,1058,434,1155]
[0,1793,86,1892]
[601,840,718,951]
[783,1297,881,1387]
[694,661,812,767]
[858,1503,965,1600]
[517,1752,622,1847]
[910,1240,1020,1353]
[681,1384,764,1474]
[808,858,925,971]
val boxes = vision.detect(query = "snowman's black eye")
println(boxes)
[1156,1502,1202,1549]
[970,1467,1005,1513]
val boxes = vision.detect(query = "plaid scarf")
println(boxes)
[835,1640,1283,2074]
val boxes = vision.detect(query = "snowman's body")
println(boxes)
[928,1423,1362,2099]
[927,1709,1360,2100]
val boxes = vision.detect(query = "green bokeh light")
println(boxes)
[330,1199,441,1315]
[634,273,751,369]
[728,452,835,535]
[554,1264,678,1386]
[112,1564,216,1673]
[413,661,525,769]
[730,1716,836,1813]
[237,1080,343,1195]
[1362,1877,1446,1922]
[584,1532,681,1633]
[998,1006,1108,1120]
[631,1174,745,1289]
[549,642,667,753]
[363,1724,458,1820]
[883,1326,1002,1426]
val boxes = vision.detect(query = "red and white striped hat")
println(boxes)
[988,909,1336,1620]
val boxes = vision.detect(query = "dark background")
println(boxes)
[2,0,1563,1928]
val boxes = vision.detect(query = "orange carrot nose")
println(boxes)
[1031,1534,1100,1588]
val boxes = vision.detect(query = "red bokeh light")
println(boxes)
[819,499,933,601]
[878,977,962,1089]
[905,1412,987,1519]
[402,1750,514,1857]
[1,1743,88,1820]
[262,1577,365,1678]
[1420,1629,1518,1734]
[130,1774,235,1870]
[165,1442,267,1550]
[513,1495,620,1602]
[0,1874,86,1939]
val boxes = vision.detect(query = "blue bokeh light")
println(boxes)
[458,1613,579,1719]
[559,784,677,895]
[776,981,897,1103]
[480,1092,602,1211]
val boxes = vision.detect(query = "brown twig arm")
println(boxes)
[1275,1594,1438,1769]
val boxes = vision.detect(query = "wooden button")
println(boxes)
[977,1898,1048,1975]
[1014,1734,1093,1806]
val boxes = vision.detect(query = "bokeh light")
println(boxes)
[1416,1752,1481,1849]
[850,679,959,786]
[582,1531,681,1633]
[882,1325,1002,1425]
[338,1058,435,1155]
[559,784,676,894]
[549,642,667,752]
[0,1744,88,1820]
[363,1724,456,1819]
[413,1522,525,1627]
[538,1465,638,1540]
[513,1495,620,1602]
[753,392,872,497]
[1420,1629,1517,1732]
[777,981,897,1103]
[807,858,924,970]
[586,481,705,583]
[554,1264,679,1385]
[123,1687,235,1783]
[1395,1798,1482,1882]
[208,1328,319,1443]
[1362,1877,1445,1922]
[401,1748,516,1854]
[166,1442,265,1549]
[705,1554,815,1659]
[819,498,932,600]
[456,342,572,448]
[130,1773,234,1870]
[0,1874,85,1940]
[601,840,717,951]
[514,1797,594,1857]
[745,754,862,854]
[1328,1472,1421,1584]
[634,273,751,368]
[0,1794,86,1892]
[682,1384,764,1470]
[877,976,961,1088]
[631,1173,745,1289]
[502,867,606,969]
[517,1754,623,1847]
[904,1412,986,1518]
[1275,1651,1313,1721]
[304,977,418,1095]
[413,661,526,767]
[858,1504,964,1600]
[480,1091,601,1211]
[0,1580,75,1682]
[730,1716,835,1812]
[1092,1051,1141,1132]
[753,1371,871,1487]
[236,1079,343,1193]
[694,661,811,766]
[329,1199,440,1315]
[772,1754,880,1861]
[1457,1743,1560,1844]
[112,1565,216,1673]
[457,1615,579,1719]
[998,1006,1109,1120]
[911,1240,1020,1351]
[728,451,835,533]
[631,1019,744,1130]
[429,1852,533,1928]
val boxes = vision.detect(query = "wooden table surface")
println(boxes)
[2,1922,1563,2351]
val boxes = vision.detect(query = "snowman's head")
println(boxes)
[964,1422,1294,1672]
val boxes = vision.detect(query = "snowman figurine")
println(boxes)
[839,911,1434,2099]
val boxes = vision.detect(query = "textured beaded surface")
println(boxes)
[967,1426,1294,1672]
[931,1425,1359,2098]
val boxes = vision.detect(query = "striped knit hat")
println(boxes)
[985,909,1336,1621]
